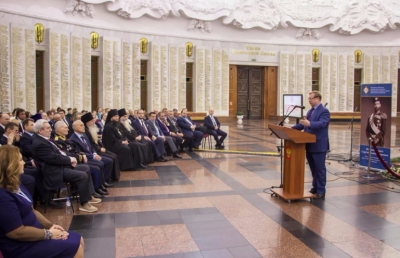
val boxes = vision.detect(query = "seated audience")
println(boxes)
[31,119,99,213]
[177,109,203,149]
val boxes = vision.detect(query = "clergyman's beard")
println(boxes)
[121,119,133,132]
[87,125,99,144]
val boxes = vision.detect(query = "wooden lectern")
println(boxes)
[268,124,317,202]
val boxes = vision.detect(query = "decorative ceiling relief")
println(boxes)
[296,28,321,40]
[65,0,95,17]
[75,0,400,35]
[187,20,212,33]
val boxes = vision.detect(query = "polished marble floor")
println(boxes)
[38,119,400,258]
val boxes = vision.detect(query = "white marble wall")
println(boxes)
[45,29,70,110]
[194,47,206,112]
[10,24,36,112]
[100,37,122,109]
[0,24,11,112]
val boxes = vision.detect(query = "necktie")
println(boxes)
[81,136,90,152]
[162,121,169,132]
[141,120,148,135]
[64,118,69,126]
[154,122,160,137]
[307,108,315,120]
[211,116,217,126]
[185,118,193,125]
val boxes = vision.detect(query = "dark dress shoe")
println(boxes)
[315,193,325,199]
[140,164,147,169]
[103,182,114,187]
[93,192,104,199]
[49,201,63,209]
[100,186,108,192]
[96,189,109,195]
[161,156,169,161]
[309,189,316,194]
[173,153,182,159]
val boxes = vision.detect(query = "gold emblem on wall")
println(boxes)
[90,31,99,50]
[355,49,362,63]
[186,42,193,57]
[140,38,148,54]
[34,23,44,44]
[312,49,319,63]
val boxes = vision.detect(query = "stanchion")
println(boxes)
[362,138,375,179]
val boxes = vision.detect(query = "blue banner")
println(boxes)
[359,83,392,170]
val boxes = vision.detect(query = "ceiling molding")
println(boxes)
[75,0,400,35]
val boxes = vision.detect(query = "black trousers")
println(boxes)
[63,166,92,204]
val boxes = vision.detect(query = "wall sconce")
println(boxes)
[34,23,44,44]
[312,49,319,63]
[90,31,99,50]
[355,49,362,63]
[186,42,193,57]
[140,38,148,54]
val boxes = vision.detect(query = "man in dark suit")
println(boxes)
[15,108,26,133]
[157,112,183,150]
[132,109,168,162]
[167,110,193,151]
[0,122,20,146]
[292,91,330,199]
[32,119,100,213]
[80,112,121,181]
[70,120,114,188]
[177,109,203,149]
[204,108,227,149]
[147,112,182,159]
[58,109,71,127]
[0,113,10,138]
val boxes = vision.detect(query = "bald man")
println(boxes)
[204,108,227,149]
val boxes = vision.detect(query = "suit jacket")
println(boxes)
[157,119,171,136]
[20,132,35,160]
[31,134,73,189]
[177,116,195,136]
[145,120,164,138]
[69,132,95,159]
[0,125,4,139]
[0,135,20,147]
[204,115,221,130]
[167,117,182,134]
[292,104,330,153]
[132,119,151,137]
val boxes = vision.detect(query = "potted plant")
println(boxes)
[236,111,244,124]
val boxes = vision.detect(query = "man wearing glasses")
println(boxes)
[292,91,330,199]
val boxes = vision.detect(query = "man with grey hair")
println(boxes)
[204,108,227,149]
[32,119,99,213]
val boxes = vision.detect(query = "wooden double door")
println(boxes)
[237,67,263,119]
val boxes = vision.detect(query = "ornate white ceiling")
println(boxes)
[67,0,400,35]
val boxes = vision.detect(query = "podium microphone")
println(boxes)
[294,105,305,109]
[324,102,328,107]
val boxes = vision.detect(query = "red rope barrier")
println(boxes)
[371,141,400,179]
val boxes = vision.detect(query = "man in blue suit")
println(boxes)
[292,91,330,199]
[177,109,203,149]
[204,108,227,149]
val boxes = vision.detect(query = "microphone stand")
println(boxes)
[271,106,298,189]
[340,107,358,165]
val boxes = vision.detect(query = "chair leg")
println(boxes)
[209,136,212,149]
[65,184,75,213]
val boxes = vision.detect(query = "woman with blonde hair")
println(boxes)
[0,145,84,258]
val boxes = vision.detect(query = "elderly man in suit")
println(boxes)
[177,109,203,149]
[31,119,100,213]
[69,120,114,188]
[146,112,182,159]
[204,108,227,149]
[292,91,330,199]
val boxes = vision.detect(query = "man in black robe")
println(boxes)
[81,112,121,181]
[102,109,142,170]
[118,108,154,164]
